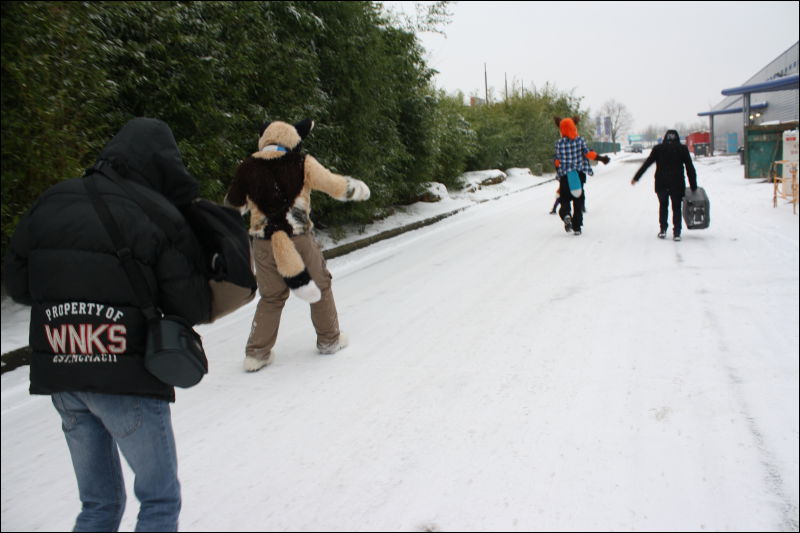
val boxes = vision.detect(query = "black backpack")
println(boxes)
[89,162,257,321]
[180,199,257,320]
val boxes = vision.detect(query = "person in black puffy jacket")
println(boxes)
[631,129,698,241]
[3,117,211,532]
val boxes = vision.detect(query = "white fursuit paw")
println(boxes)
[345,178,370,201]
[244,351,274,372]
[318,333,348,355]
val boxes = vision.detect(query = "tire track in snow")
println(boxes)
[702,305,799,531]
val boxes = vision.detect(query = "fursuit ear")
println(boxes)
[572,116,581,126]
[260,120,272,137]
[271,231,321,303]
[553,116,563,128]
[294,119,315,140]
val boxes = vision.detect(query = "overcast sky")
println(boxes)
[387,1,799,132]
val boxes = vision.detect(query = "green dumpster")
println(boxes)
[745,122,799,179]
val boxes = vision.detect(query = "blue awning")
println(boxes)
[721,74,799,96]
[697,102,768,117]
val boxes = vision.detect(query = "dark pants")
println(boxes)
[558,173,586,230]
[657,189,684,235]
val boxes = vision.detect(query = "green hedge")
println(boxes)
[463,85,592,172]
[1,1,585,265]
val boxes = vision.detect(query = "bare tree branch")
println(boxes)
[599,99,633,152]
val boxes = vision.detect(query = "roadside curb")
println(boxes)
[323,178,554,259]
[1,177,555,373]
[1,346,31,374]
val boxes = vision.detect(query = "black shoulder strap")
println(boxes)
[91,161,181,241]
[84,174,160,321]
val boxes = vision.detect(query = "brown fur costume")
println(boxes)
[226,119,370,302]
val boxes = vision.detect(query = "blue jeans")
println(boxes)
[52,391,181,532]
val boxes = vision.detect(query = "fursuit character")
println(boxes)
[553,116,609,235]
[225,119,370,372]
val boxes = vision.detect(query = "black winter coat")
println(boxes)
[632,130,698,194]
[3,118,211,402]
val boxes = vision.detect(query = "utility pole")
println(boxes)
[505,72,508,101]
[484,63,488,104]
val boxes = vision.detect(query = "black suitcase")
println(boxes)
[683,186,710,229]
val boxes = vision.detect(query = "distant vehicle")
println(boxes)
[631,143,643,153]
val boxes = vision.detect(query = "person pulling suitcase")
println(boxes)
[630,129,698,241]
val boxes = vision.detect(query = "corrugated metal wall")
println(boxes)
[714,113,742,153]
[708,41,798,153]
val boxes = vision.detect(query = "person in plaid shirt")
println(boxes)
[553,116,609,235]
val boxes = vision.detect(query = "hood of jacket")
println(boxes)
[663,130,681,145]
[96,117,198,205]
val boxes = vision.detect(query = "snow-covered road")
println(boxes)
[2,155,798,532]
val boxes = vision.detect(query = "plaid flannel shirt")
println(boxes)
[555,136,593,177]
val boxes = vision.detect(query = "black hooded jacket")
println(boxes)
[632,130,698,194]
[3,118,211,401]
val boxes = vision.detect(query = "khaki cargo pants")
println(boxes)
[246,233,340,360]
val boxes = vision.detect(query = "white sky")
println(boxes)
[387,1,799,132]
[3,154,799,530]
